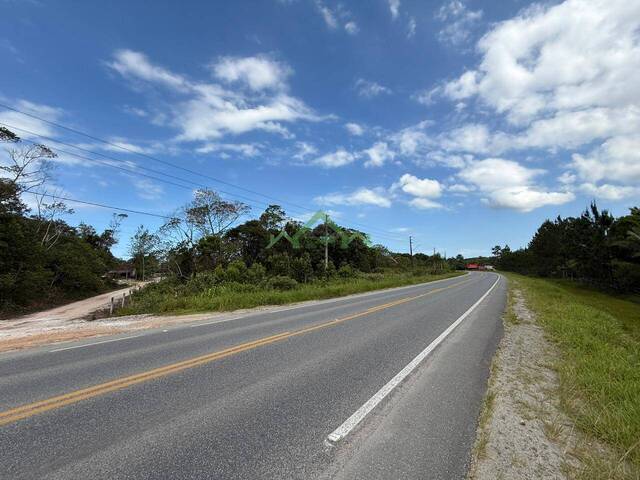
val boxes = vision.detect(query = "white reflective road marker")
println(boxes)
[325,274,501,446]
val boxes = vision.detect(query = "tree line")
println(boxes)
[0,127,128,314]
[492,203,640,293]
[1,126,449,315]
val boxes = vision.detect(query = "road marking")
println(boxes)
[0,275,479,427]
[50,335,143,352]
[325,274,501,446]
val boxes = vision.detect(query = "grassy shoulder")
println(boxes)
[117,270,464,316]
[503,272,640,473]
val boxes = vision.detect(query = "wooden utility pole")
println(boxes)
[409,236,414,268]
[324,213,329,272]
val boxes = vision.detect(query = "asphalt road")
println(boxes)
[0,272,505,479]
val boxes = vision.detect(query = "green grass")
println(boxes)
[504,273,640,475]
[118,271,464,316]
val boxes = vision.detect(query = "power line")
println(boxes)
[32,192,174,219]
[0,108,405,241]
[9,125,402,241]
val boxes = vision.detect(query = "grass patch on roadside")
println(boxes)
[504,273,640,474]
[118,271,464,316]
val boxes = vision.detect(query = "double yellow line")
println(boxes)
[0,276,473,427]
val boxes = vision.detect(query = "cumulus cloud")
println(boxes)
[395,173,442,198]
[345,122,364,136]
[107,49,322,143]
[315,187,391,207]
[457,158,573,211]
[434,0,640,201]
[392,174,443,209]
[211,55,292,91]
[355,78,392,98]
[363,142,395,168]
[312,149,357,168]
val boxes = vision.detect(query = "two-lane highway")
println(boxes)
[0,272,505,479]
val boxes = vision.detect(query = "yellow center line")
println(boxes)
[0,276,476,426]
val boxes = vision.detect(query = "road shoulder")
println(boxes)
[468,277,632,480]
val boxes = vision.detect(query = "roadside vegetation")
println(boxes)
[118,270,462,315]
[0,127,125,316]
[506,273,640,477]
[1,125,461,318]
[491,203,640,295]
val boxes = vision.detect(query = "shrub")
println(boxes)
[338,264,356,278]
[267,275,298,290]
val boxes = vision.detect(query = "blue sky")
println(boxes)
[1,0,639,258]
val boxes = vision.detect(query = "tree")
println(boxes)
[162,189,249,277]
[186,189,250,237]
[129,226,160,281]
[1,143,56,194]
[259,204,287,232]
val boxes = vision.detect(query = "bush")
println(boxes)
[267,275,298,290]
[338,264,356,278]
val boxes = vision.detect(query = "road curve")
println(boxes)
[0,272,505,479]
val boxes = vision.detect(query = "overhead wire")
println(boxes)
[0,102,406,242]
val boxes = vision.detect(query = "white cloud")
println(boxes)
[442,70,478,100]
[107,49,322,143]
[578,183,640,201]
[457,158,573,211]
[315,187,391,207]
[407,17,417,38]
[344,21,359,35]
[355,78,392,98]
[196,142,260,157]
[571,135,640,185]
[409,197,443,209]
[395,173,442,198]
[345,122,364,136]
[316,1,338,29]
[432,0,640,204]
[312,149,357,168]
[132,178,164,200]
[412,87,439,106]
[363,142,395,168]
[485,187,575,212]
[0,100,62,139]
[107,50,190,91]
[436,0,483,47]
[448,183,474,193]
[388,0,400,19]
[458,158,543,191]
[211,55,292,91]
[315,1,358,34]
[293,141,318,160]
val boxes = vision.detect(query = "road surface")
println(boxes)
[0,272,505,479]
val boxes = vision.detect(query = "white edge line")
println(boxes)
[50,334,142,352]
[325,273,501,446]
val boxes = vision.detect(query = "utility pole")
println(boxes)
[324,213,329,272]
[409,236,414,268]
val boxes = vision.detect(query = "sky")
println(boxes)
[1,0,639,258]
